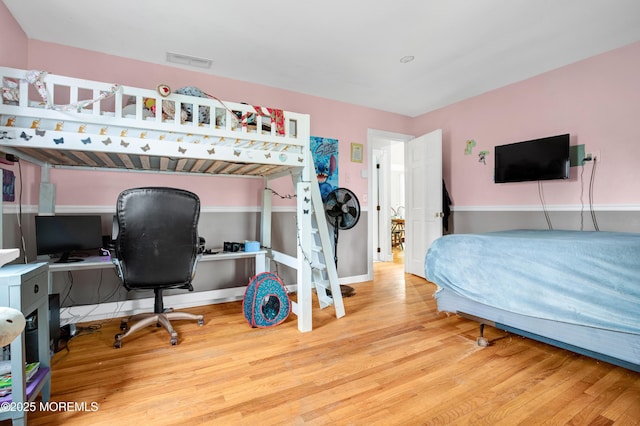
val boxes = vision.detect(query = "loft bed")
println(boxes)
[425,230,640,372]
[0,67,307,177]
[0,66,345,332]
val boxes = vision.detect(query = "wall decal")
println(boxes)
[465,139,476,155]
[478,150,489,165]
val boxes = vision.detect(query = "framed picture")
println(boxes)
[350,143,363,163]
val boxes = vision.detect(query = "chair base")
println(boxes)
[114,310,204,348]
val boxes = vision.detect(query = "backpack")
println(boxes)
[242,272,291,328]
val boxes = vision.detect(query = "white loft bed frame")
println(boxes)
[0,66,345,332]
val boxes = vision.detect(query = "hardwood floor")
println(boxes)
[16,253,640,425]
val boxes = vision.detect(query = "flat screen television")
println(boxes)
[35,215,103,263]
[494,134,570,183]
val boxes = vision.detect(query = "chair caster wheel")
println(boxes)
[114,336,123,349]
[198,318,204,326]
[120,321,128,331]
[477,336,489,347]
[170,337,178,345]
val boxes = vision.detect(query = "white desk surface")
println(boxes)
[48,249,268,325]
[46,249,267,272]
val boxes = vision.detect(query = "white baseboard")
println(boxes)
[61,273,364,325]
[61,284,297,325]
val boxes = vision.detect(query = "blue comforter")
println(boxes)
[425,230,640,335]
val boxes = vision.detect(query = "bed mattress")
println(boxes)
[424,230,640,335]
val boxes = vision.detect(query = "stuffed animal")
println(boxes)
[174,86,210,125]
[141,98,186,123]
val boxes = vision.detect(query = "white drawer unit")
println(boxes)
[0,263,51,426]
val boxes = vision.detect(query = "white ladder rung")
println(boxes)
[310,262,326,271]
[317,295,334,309]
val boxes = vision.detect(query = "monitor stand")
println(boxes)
[55,252,84,263]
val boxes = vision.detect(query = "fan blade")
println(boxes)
[337,213,347,227]
[327,190,338,204]
[347,206,358,218]
[327,208,342,217]
[328,205,342,217]
[341,192,352,204]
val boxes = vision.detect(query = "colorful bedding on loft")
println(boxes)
[425,229,640,335]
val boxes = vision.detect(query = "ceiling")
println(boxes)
[5,0,640,117]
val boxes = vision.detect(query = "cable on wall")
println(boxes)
[537,180,553,230]
[589,158,599,231]
[579,162,586,231]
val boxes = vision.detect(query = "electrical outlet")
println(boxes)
[586,151,601,163]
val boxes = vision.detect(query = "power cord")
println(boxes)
[581,155,599,231]
[589,157,599,231]
[537,180,553,230]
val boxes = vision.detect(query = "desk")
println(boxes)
[47,250,267,325]
[0,263,51,426]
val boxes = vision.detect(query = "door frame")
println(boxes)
[367,129,414,277]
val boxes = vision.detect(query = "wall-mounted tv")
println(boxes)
[494,133,570,183]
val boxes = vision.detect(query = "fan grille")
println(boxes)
[324,188,361,230]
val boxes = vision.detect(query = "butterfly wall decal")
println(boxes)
[20,131,32,141]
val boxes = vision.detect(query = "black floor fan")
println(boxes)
[323,188,361,297]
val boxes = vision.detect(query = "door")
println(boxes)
[404,129,443,278]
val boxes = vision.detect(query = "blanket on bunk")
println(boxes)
[425,230,640,335]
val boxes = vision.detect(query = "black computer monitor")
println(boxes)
[35,215,103,263]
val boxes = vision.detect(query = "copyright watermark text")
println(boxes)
[1,401,99,412]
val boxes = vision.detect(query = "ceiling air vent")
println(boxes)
[166,52,212,69]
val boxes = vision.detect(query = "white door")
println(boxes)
[405,129,443,278]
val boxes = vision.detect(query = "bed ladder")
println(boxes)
[295,175,345,319]
[261,175,344,332]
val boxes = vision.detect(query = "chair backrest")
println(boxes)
[115,187,200,289]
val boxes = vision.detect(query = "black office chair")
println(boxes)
[112,187,205,348]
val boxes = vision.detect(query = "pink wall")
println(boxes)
[411,41,640,208]
[0,2,27,68]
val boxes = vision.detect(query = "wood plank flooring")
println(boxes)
[15,254,640,425]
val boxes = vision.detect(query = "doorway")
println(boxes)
[367,129,413,274]
[367,128,443,280]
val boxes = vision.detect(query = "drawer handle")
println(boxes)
[34,284,39,294]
